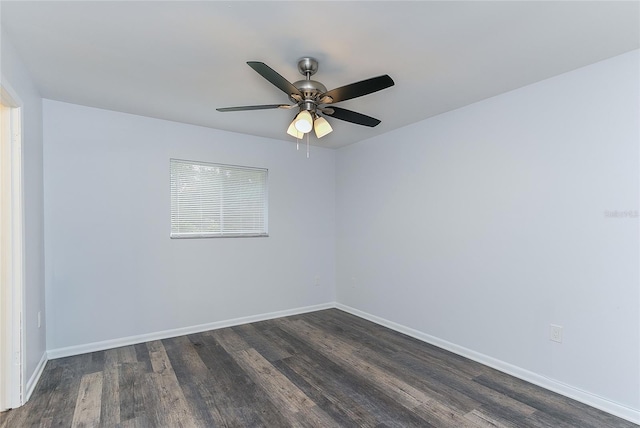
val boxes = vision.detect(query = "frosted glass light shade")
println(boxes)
[287,121,304,139]
[294,110,313,133]
[314,116,333,138]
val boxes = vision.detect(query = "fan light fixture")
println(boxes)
[293,110,313,133]
[314,116,333,138]
[286,121,304,139]
[288,111,333,140]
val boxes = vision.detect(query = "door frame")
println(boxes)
[0,81,25,411]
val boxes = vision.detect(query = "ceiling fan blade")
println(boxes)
[216,104,293,112]
[247,61,303,98]
[323,106,381,127]
[320,75,394,104]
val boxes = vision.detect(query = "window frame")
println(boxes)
[170,158,269,239]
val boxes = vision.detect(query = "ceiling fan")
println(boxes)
[217,57,394,139]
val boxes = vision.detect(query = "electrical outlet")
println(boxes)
[550,324,562,343]
[314,275,320,286]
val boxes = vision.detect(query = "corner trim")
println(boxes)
[335,303,640,425]
[24,352,47,403]
[46,302,334,360]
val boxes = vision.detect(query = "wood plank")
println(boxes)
[274,320,438,427]
[212,329,340,426]
[145,340,199,427]
[231,348,315,414]
[137,372,168,427]
[276,353,431,427]
[38,417,53,428]
[373,348,538,419]
[194,334,291,426]
[293,405,343,428]
[117,362,136,422]
[117,415,151,428]
[232,323,292,362]
[161,335,226,427]
[71,372,103,428]
[129,361,153,425]
[133,343,153,373]
[464,409,512,428]
[47,360,88,427]
[118,346,138,364]
[208,327,250,353]
[99,361,120,426]
[256,322,436,426]
[413,400,483,428]
[274,317,434,409]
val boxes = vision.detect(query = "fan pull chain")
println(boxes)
[306,133,310,158]
[296,138,299,151]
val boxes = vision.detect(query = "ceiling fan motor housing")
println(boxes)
[292,80,327,107]
[292,57,326,113]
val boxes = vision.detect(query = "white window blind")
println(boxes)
[170,159,268,238]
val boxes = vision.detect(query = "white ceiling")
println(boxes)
[2,1,638,149]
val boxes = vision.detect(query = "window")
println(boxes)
[170,159,268,238]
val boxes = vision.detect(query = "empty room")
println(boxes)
[0,1,638,427]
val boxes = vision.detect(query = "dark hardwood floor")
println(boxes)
[1,309,636,427]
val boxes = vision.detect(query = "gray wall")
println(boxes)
[336,50,639,411]
[43,101,336,350]
[1,31,47,385]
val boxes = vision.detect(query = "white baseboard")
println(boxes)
[47,302,334,360]
[335,303,640,425]
[24,352,47,403]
